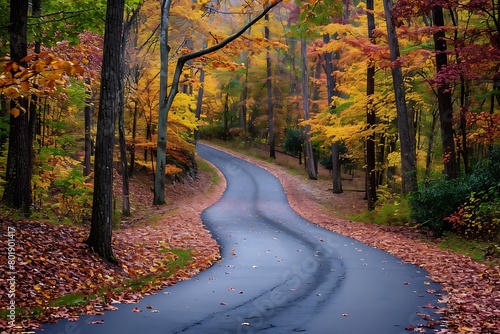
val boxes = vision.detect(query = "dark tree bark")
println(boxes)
[265,13,276,159]
[2,0,32,215]
[366,0,377,210]
[130,100,138,175]
[432,6,459,179]
[383,0,417,193]
[83,78,93,176]
[331,143,343,193]
[194,68,205,142]
[86,0,125,264]
[301,37,318,180]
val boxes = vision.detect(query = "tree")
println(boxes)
[383,0,417,193]
[153,0,172,205]
[301,37,318,180]
[2,0,32,215]
[432,5,459,179]
[85,0,125,264]
[265,13,276,159]
[153,0,284,204]
[366,0,377,209]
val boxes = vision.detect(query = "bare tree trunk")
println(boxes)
[154,0,172,205]
[3,0,32,215]
[83,78,93,176]
[301,37,317,180]
[433,5,459,179]
[86,0,125,264]
[331,144,343,193]
[194,68,204,142]
[383,0,417,193]
[130,100,138,176]
[265,13,276,159]
[118,96,130,216]
[366,0,377,210]
[425,107,439,179]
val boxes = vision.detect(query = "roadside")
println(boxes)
[0,158,224,332]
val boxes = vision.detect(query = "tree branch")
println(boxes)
[164,0,283,112]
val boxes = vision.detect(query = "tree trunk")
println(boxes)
[366,0,377,210]
[194,68,205,142]
[383,0,417,193]
[153,0,172,205]
[86,0,125,264]
[331,143,343,193]
[265,14,276,159]
[223,86,229,141]
[130,100,138,176]
[432,5,459,179]
[301,37,317,180]
[118,91,130,216]
[3,0,32,215]
[425,107,439,180]
[323,34,335,106]
[83,78,93,176]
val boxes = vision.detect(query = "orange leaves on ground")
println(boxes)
[0,168,223,332]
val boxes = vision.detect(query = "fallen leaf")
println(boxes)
[423,301,437,309]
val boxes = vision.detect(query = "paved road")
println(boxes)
[37,144,445,334]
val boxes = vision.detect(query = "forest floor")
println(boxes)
[1,142,499,333]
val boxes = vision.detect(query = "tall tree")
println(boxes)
[366,0,377,209]
[85,0,125,264]
[154,0,172,205]
[2,0,32,215]
[265,13,276,159]
[301,37,318,180]
[432,5,459,179]
[383,0,417,193]
[153,0,283,203]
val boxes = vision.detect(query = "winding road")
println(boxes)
[38,144,445,334]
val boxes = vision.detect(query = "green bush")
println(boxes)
[283,128,302,157]
[409,146,500,237]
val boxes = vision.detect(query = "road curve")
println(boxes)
[37,143,445,334]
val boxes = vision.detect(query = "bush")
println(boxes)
[409,146,500,237]
[283,129,302,157]
[444,187,500,240]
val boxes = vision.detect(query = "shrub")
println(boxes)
[444,186,500,240]
[409,146,500,237]
[409,177,470,235]
[283,128,302,157]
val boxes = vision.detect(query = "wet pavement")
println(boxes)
[37,143,445,334]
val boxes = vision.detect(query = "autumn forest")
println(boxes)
[0,0,499,332]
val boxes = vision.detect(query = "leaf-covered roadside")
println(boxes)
[214,145,500,334]
[0,167,223,332]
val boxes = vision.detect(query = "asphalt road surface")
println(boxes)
[37,143,445,334]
